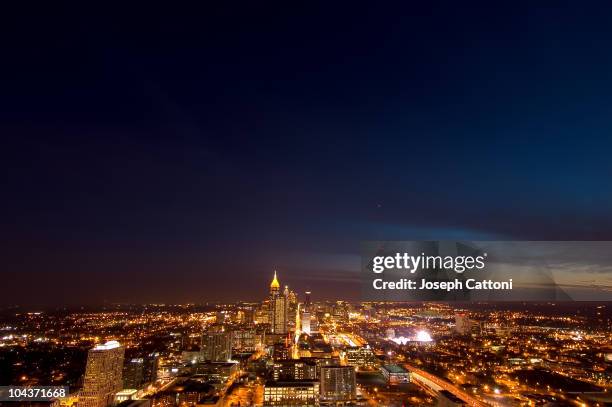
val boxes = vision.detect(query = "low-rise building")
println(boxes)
[263,380,320,406]
[381,364,411,384]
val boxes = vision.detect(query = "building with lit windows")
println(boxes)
[273,359,318,381]
[122,353,158,390]
[231,328,263,351]
[263,380,320,406]
[268,271,288,334]
[201,331,232,362]
[345,346,378,369]
[301,311,311,335]
[80,341,125,407]
[319,365,356,405]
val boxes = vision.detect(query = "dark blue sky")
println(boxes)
[2,2,612,305]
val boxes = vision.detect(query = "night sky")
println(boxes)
[2,3,612,306]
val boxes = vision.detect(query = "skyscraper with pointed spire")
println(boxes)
[270,270,280,296]
[268,271,287,334]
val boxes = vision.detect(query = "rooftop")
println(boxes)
[382,364,409,374]
[94,340,121,350]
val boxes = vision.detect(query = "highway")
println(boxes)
[403,363,490,407]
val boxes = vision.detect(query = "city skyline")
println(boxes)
[0,286,608,406]
[1,3,611,406]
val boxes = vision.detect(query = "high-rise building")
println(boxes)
[286,286,298,329]
[268,271,288,334]
[309,313,319,334]
[123,358,144,389]
[80,340,125,407]
[301,311,311,335]
[123,353,158,389]
[201,331,232,362]
[320,365,356,404]
[272,294,287,334]
[303,291,312,312]
[216,311,226,324]
[142,353,159,385]
[270,270,280,296]
[255,303,270,324]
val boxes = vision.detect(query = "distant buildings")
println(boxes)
[319,365,356,405]
[80,340,125,407]
[454,313,472,335]
[455,313,485,336]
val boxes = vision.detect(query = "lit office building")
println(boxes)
[263,380,320,406]
[273,359,317,381]
[303,291,312,312]
[272,342,291,361]
[122,353,158,389]
[301,311,311,335]
[80,340,125,407]
[201,331,232,362]
[231,328,262,351]
[320,365,356,404]
[345,346,378,369]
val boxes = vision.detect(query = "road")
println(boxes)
[404,363,490,407]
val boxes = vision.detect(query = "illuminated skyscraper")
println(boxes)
[286,286,298,329]
[80,341,125,407]
[268,271,288,334]
[272,295,287,334]
[303,291,312,312]
[270,270,280,296]
[301,311,311,335]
